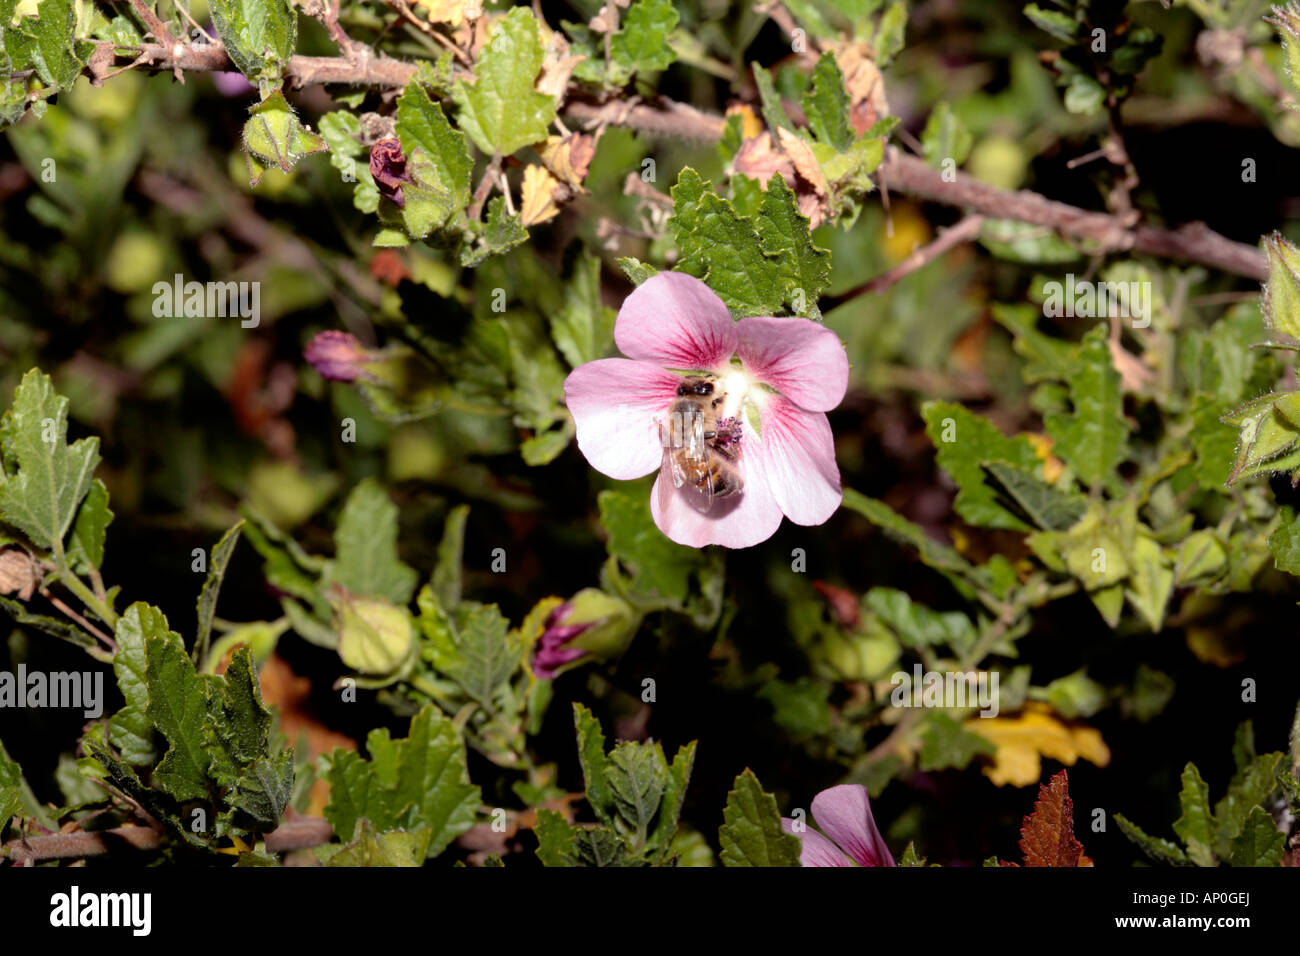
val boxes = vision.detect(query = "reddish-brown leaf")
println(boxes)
[1018,769,1094,867]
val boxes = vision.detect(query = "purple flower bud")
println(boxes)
[370,138,412,209]
[532,601,594,680]
[304,331,371,382]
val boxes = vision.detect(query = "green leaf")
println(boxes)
[1262,232,1300,340]
[610,0,678,74]
[1124,532,1174,632]
[840,489,983,583]
[66,477,110,572]
[205,646,273,784]
[752,63,794,133]
[618,257,659,286]
[327,479,417,605]
[551,253,615,368]
[194,519,244,666]
[1213,752,1283,848]
[1063,74,1105,115]
[573,702,615,826]
[803,53,853,151]
[754,173,832,317]
[327,819,432,866]
[1172,763,1217,866]
[1228,806,1286,866]
[451,7,556,156]
[241,90,328,186]
[420,590,522,705]
[433,504,469,609]
[109,604,160,766]
[319,110,378,213]
[921,102,973,169]
[873,0,907,64]
[0,369,101,550]
[394,82,474,238]
[460,196,528,267]
[535,808,576,866]
[208,0,297,84]
[141,606,214,803]
[225,750,294,833]
[918,712,995,771]
[1024,3,1081,43]
[718,769,802,867]
[1223,392,1300,484]
[1044,325,1128,491]
[981,460,1086,531]
[0,744,22,836]
[598,489,712,606]
[605,742,667,852]
[324,703,480,858]
[921,400,1042,531]
[866,587,976,652]
[1115,813,1189,866]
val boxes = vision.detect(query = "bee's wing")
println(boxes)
[678,406,714,513]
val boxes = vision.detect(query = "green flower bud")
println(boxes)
[336,594,417,676]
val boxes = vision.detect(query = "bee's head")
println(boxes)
[678,377,715,397]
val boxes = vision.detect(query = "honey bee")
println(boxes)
[661,375,744,513]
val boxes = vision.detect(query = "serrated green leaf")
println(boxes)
[324,703,480,858]
[574,702,615,826]
[803,52,853,151]
[1124,532,1174,632]
[605,742,667,852]
[610,0,678,73]
[719,769,802,866]
[1115,812,1190,866]
[326,479,417,605]
[754,173,832,317]
[873,0,907,63]
[982,460,1086,531]
[394,82,474,238]
[451,7,555,156]
[752,63,794,133]
[225,749,293,833]
[194,519,243,667]
[209,0,297,84]
[421,591,522,705]
[66,477,110,573]
[921,400,1041,531]
[141,606,213,802]
[598,489,709,605]
[110,603,159,766]
[1222,392,1300,485]
[461,196,528,267]
[0,369,100,550]
[551,253,615,367]
[1228,805,1286,866]
[1044,325,1128,491]
[205,646,272,783]
[1173,763,1216,866]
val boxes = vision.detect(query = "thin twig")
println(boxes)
[821,215,985,309]
[38,585,117,652]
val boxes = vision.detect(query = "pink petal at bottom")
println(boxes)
[753,398,842,526]
[781,817,854,867]
[649,451,783,549]
[564,359,680,480]
[810,784,895,867]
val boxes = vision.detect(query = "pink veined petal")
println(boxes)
[564,359,679,480]
[649,449,783,549]
[751,397,842,526]
[781,817,854,867]
[810,785,896,867]
[614,272,739,370]
[736,315,849,412]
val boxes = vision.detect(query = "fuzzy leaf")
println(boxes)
[719,769,802,866]
[451,7,556,155]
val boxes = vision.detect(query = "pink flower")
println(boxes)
[562,272,848,549]
[781,784,896,867]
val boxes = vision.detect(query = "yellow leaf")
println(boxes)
[725,103,764,140]
[412,0,478,26]
[965,702,1110,787]
[520,164,562,227]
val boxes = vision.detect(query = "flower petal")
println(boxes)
[781,817,854,867]
[736,316,849,412]
[564,359,678,480]
[752,398,842,526]
[810,784,895,867]
[614,272,738,369]
[650,450,783,549]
